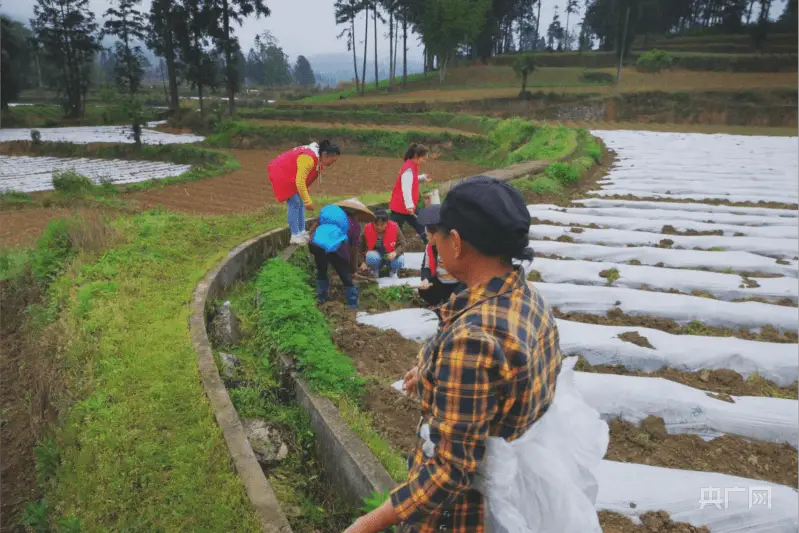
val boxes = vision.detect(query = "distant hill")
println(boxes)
[305,52,424,87]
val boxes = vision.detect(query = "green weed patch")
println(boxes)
[256,259,363,397]
[237,108,498,134]
[208,117,577,167]
[9,211,300,532]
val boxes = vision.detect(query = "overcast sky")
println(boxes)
[1,0,560,63]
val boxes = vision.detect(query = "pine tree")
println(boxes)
[293,56,316,87]
[33,0,102,118]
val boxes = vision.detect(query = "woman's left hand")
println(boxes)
[344,500,399,533]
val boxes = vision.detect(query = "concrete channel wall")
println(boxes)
[189,154,586,532]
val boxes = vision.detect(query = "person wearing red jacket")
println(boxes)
[389,144,430,245]
[268,140,341,245]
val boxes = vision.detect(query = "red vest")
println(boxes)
[267,146,321,202]
[364,221,400,253]
[425,243,437,277]
[389,160,420,215]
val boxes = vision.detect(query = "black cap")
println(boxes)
[439,176,533,261]
[374,208,389,221]
[417,205,441,226]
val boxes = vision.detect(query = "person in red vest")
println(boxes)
[359,209,407,279]
[389,143,431,245]
[268,140,341,245]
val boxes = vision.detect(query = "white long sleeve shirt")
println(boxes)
[401,168,415,211]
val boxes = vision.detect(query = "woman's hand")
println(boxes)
[360,262,369,272]
[387,252,397,261]
[419,279,431,290]
[403,366,419,397]
[306,203,315,211]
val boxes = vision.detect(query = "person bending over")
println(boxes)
[268,140,340,245]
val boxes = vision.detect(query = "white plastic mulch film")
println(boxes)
[0,155,193,192]
[363,131,798,532]
[0,125,205,145]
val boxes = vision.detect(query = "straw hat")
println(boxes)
[334,197,376,223]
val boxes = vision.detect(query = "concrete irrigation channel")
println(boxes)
[188,129,797,532]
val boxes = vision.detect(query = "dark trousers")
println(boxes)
[419,279,466,307]
[310,244,354,287]
[390,212,428,244]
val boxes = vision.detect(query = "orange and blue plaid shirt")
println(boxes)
[390,268,563,533]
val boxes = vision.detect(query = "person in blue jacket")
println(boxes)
[308,198,374,309]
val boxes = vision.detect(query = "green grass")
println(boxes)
[1,104,161,128]
[222,281,358,533]
[11,210,309,532]
[256,259,363,398]
[301,73,432,103]
[208,117,578,167]
[509,128,600,198]
[237,108,499,134]
[0,190,36,207]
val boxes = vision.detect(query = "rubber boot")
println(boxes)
[345,286,358,309]
[316,280,330,303]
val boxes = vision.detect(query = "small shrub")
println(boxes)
[52,170,96,195]
[30,129,42,145]
[512,175,562,196]
[581,70,614,84]
[636,49,674,73]
[545,162,581,185]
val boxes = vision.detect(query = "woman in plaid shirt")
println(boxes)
[346,177,608,533]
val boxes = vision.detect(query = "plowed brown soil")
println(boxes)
[130,149,487,215]
[576,357,798,399]
[0,207,89,247]
[600,511,709,533]
[607,417,798,487]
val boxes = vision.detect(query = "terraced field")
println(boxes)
[352,130,799,532]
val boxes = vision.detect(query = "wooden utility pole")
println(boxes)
[616,3,631,87]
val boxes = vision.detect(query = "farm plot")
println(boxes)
[344,130,798,532]
[0,125,204,145]
[0,155,192,192]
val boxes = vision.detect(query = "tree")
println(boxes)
[33,0,102,118]
[1,17,33,110]
[148,0,180,113]
[512,53,537,94]
[779,0,797,28]
[293,55,316,87]
[751,0,772,48]
[335,0,362,95]
[104,0,148,96]
[175,0,218,114]
[564,0,579,50]
[414,0,489,83]
[547,7,564,49]
[249,31,292,88]
[209,0,270,113]
[104,0,149,146]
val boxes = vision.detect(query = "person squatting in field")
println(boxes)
[267,140,341,245]
[359,208,407,279]
[389,143,431,245]
[308,198,375,309]
[415,204,467,308]
[344,176,609,533]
